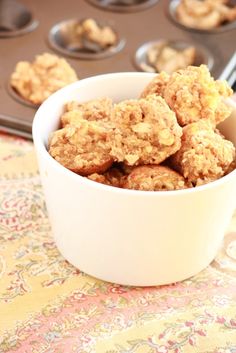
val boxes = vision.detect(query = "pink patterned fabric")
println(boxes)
[0,132,236,353]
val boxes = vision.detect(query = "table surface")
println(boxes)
[0,131,236,353]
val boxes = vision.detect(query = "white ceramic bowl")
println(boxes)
[32,73,236,286]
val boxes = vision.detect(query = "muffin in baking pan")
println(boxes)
[10,52,78,106]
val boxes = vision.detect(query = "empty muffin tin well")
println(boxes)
[0,0,38,38]
[48,19,126,60]
[86,0,159,13]
[168,0,236,34]
[134,39,214,73]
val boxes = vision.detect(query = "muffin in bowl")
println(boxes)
[32,69,236,286]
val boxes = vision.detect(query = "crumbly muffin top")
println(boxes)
[48,119,113,176]
[10,53,78,105]
[109,94,182,166]
[163,65,233,126]
[48,64,235,191]
[61,98,113,127]
[171,120,235,185]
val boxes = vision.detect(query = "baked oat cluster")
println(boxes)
[176,0,236,30]
[144,41,196,74]
[48,65,236,191]
[10,53,78,105]
[76,18,117,50]
[141,65,232,126]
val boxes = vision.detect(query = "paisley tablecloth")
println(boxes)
[0,131,236,353]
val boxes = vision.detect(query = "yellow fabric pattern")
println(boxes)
[0,132,236,353]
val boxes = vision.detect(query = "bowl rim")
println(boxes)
[32,71,236,198]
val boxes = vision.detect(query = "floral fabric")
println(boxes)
[0,132,236,353]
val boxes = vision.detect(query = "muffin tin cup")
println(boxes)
[134,39,214,74]
[48,19,126,60]
[0,0,38,39]
[168,0,236,34]
[86,0,159,13]
[6,81,40,109]
[0,17,38,38]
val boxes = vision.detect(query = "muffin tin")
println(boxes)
[86,0,159,13]
[0,0,236,138]
[0,0,38,38]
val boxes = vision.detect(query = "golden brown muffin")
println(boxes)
[176,0,236,30]
[10,53,78,105]
[163,65,233,126]
[124,165,190,191]
[140,71,170,98]
[109,94,182,166]
[76,18,117,49]
[224,157,236,176]
[87,167,125,188]
[61,97,113,126]
[170,120,236,186]
[147,42,196,74]
[48,120,113,176]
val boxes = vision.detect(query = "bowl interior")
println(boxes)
[33,72,236,155]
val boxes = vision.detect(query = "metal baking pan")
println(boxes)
[0,0,236,138]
